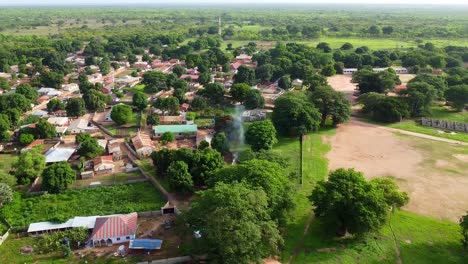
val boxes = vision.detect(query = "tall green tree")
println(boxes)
[244,89,265,110]
[310,168,408,236]
[42,162,76,194]
[233,65,256,85]
[167,161,193,193]
[15,83,38,101]
[47,98,66,113]
[132,92,148,111]
[186,182,283,264]
[352,68,400,94]
[110,104,133,125]
[230,83,251,103]
[76,135,105,159]
[445,85,468,111]
[272,92,320,136]
[211,132,230,154]
[35,119,56,139]
[13,147,46,185]
[245,120,277,151]
[310,86,351,126]
[209,159,293,220]
[66,98,86,117]
[400,82,438,117]
[198,83,225,104]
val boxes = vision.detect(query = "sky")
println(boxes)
[1,0,467,6]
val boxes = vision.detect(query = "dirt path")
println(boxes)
[287,212,315,264]
[353,118,468,146]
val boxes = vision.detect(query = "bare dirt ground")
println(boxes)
[325,120,468,222]
[327,75,356,101]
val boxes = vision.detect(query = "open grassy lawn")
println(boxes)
[428,106,468,123]
[71,171,144,188]
[389,121,468,143]
[271,128,335,261]
[0,182,165,228]
[220,37,468,50]
[0,153,16,174]
[293,210,467,263]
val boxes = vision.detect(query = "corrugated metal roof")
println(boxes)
[45,148,75,163]
[27,216,98,233]
[90,212,137,240]
[153,124,197,134]
[129,239,163,250]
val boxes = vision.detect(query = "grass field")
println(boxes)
[0,154,16,175]
[389,121,468,143]
[271,128,335,262]
[0,182,165,228]
[293,210,467,263]
[428,106,468,123]
[138,159,173,192]
[221,37,468,50]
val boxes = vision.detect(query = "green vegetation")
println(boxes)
[0,182,165,228]
[272,128,334,260]
[428,106,468,123]
[293,210,467,263]
[389,121,468,143]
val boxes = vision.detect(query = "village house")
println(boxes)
[230,61,242,73]
[153,124,198,139]
[31,110,49,118]
[68,119,98,134]
[235,54,253,64]
[131,131,155,158]
[45,147,76,163]
[107,140,122,160]
[21,139,44,153]
[93,155,115,174]
[62,83,79,91]
[115,75,140,88]
[47,117,70,126]
[52,110,68,117]
[133,61,150,69]
[37,88,62,97]
[36,95,50,104]
[89,212,138,247]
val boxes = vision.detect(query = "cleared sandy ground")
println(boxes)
[325,120,468,222]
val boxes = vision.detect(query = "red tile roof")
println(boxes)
[24,139,44,150]
[395,85,407,90]
[90,212,137,240]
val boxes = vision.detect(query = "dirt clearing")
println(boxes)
[325,120,468,222]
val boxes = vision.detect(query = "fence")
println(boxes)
[0,230,10,246]
[421,118,468,133]
[137,210,163,217]
[137,256,192,264]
